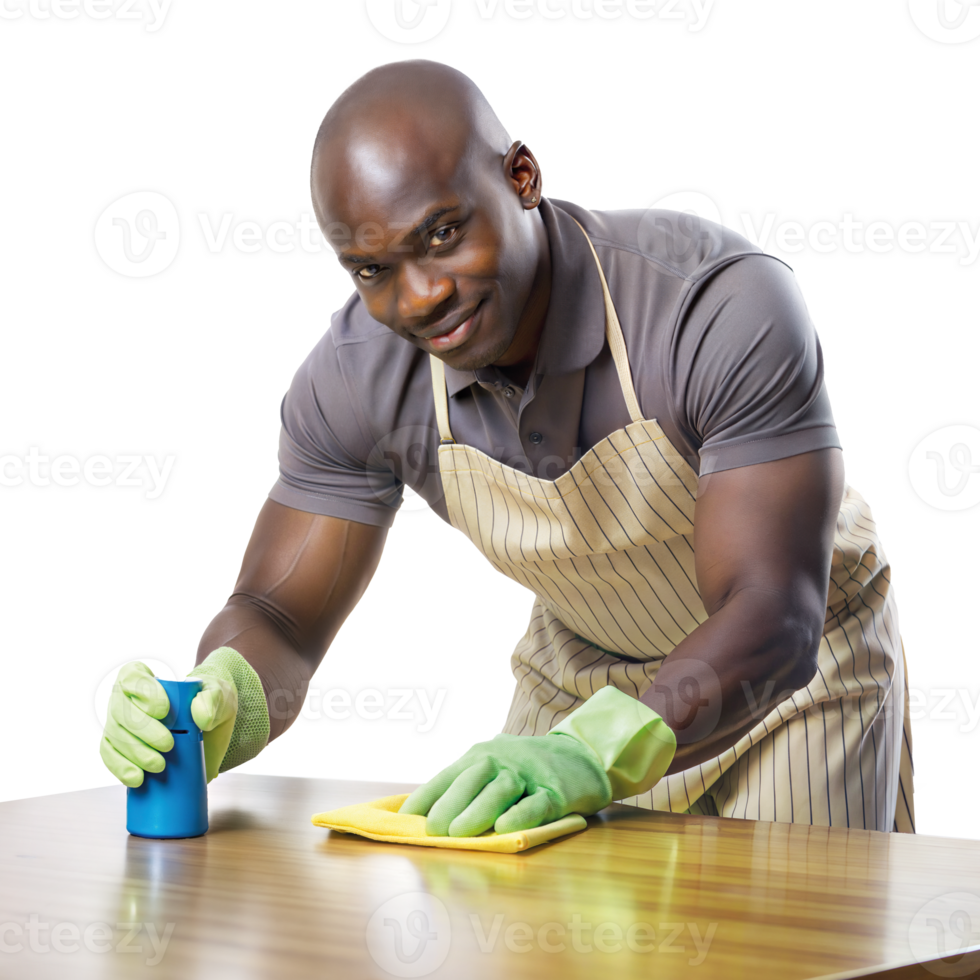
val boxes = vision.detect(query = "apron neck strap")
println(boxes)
[427,216,644,443]
[429,354,455,444]
[570,217,644,424]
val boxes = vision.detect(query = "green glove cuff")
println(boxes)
[188,647,270,772]
[548,685,677,800]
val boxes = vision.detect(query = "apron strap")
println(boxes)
[429,353,455,444]
[571,218,644,424]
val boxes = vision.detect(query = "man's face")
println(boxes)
[312,135,539,372]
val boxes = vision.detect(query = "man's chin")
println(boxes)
[439,331,513,373]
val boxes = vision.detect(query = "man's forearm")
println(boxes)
[196,596,316,743]
[641,586,823,775]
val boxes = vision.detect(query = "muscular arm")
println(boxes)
[196,500,388,742]
[641,447,843,774]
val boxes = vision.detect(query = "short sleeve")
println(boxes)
[268,330,403,528]
[674,255,842,475]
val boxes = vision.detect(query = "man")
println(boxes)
[101,60,914,835]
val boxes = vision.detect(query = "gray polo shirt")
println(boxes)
[269,198,841,528]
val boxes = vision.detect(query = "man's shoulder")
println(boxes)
[306,291,421,376]
[328,291,403,349]
[549,197,769,283]
[294,290,428,436]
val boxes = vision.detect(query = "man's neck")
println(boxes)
[499,351,538,390]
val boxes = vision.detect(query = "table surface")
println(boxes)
[2,774,979,979]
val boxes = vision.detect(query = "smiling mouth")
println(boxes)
[425,304,483,354]
[417,303,480,340]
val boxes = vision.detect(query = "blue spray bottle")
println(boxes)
[126,678,209,839]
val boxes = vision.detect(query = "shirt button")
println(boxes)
[528,431,543,445]
[503,387,514,398]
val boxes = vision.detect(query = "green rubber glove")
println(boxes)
[187,646,270,782]
[548,684,677,799]
[399,730,611,837]
[399,686,677,837]
[99,661,174,789]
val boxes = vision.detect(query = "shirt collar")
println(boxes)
[443,198,607,397]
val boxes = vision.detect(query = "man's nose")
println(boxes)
[396,260,454,321]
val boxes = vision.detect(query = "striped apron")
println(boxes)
[428,224,915,833]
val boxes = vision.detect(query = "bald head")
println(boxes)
[309,61,550,376]
[312,61,511,224]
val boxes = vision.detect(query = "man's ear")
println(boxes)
[504,140,543,209]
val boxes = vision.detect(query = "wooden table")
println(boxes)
[2,774,979,979]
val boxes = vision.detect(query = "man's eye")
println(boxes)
[428,226,457,248]
[355,264,383,281]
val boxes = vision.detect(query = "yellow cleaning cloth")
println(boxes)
[311,794,587,853]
